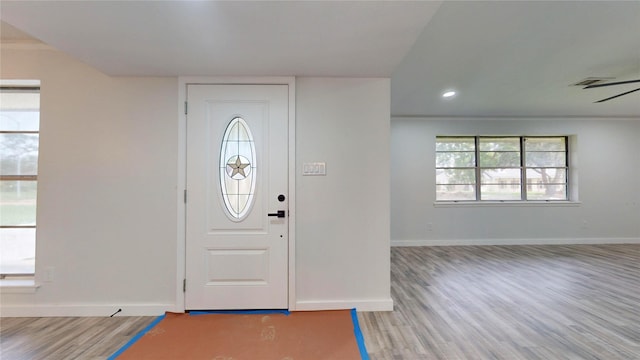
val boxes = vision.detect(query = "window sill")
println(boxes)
[434,201,581,208]
[0,279,40,293]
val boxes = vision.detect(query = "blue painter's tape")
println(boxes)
[107,314,166,360]
[189,309,290,316]
[351,308,370,360]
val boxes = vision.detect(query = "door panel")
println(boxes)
[185,84,288,310]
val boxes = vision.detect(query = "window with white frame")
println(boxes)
[0,81,40,278]
[436,136,568,201]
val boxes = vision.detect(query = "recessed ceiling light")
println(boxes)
[442,90,457,98]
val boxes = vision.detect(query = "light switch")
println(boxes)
[302,162,326,176]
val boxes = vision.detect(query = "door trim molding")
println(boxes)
[177,77,296,312]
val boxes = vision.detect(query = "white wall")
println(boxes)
[0,47,393,315]
[391,118,640,246]
[295,78,392,311]
[1,46,179,316]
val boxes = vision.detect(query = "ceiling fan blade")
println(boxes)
[594,87,640,103]
[584,79,640,89]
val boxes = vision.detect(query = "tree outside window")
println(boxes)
[436,136,568,201]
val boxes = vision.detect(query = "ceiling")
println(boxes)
[1,1,639,118]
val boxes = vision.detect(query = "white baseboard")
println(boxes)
[392,237,640,247]
[0,303,175,317]
[294,298,393,312]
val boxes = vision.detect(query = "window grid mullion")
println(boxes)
[521,137,527,201]
[0,175,38,181]
[475,136,481,201]
[564,136,569,200]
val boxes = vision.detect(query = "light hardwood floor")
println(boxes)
[359,245,640,360]
[0,316,153,360]
[1,244,639,359]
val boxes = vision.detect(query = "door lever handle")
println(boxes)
[268,210,286,218]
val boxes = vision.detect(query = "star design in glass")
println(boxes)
[227,156,250,179]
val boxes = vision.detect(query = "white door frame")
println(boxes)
[176,77,296,312]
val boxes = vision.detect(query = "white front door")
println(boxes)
[185,84,289,310]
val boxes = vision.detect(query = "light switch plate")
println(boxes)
[302,162,326,176]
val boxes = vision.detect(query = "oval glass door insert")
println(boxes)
[219,117,257,221]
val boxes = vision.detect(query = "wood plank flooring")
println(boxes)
[2,244,639,359]
[358,245,640,360]
[0,316,154,360]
